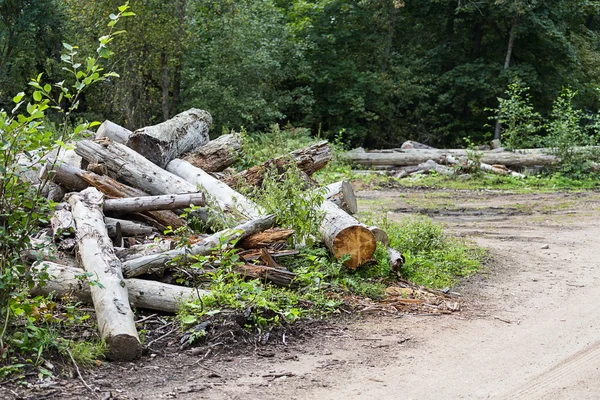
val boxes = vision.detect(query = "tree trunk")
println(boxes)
[95,120,132,144]
[32,262,207,313]
[369,226,390,246]
[127,109,212,168]
[319,201,376,269]
[105,217,154,238]
[104,193,205,213]
[166,158,263,222]
[67,188,141,361]
[323,181,358,215]
[122,215,276,278]
[161,51,170,121]
[75,139,199,195]
[342,149,558,167]
[495,14,520,141]
[222,141,331,189]
[182,133,242,172]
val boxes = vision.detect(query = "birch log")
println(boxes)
[115,240,174,262]
[122,215,276,278]
[127,109,212,168]
[95,120,132,144]
[32,262,207,313]
[167,158,263,222]
[105,217,154,237]
[68,188,141,361]
[222,141,331,189]
[323,181,358,215]
[319,201,376,269]
[104,193,205,213]
[75,139,198,195]
[182,133,242,172]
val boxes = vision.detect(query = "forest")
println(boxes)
[3,0,600,148]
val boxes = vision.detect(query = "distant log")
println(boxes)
[401,141,436,150]
[342,149,559,167]
[323,181,358,215]
[222,141,331,189]
[122,215,276,278]
[166,158,263,222]
[95,120,132,144]
[127,109,211,168]
[75,139,198,195]
[182,133,242,172]
[68,188,141,361]
[319,201,376,269]
[32,262,207,313]
[104,193,205,213]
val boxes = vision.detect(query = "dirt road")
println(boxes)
[5,188,600,399]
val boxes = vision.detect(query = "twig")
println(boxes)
[135,313,157,324]
[67,349,98,398]
[494,316,514,324]
[145,327,178,348]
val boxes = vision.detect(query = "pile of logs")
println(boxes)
[27,109,395,361]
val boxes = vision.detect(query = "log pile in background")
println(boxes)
[30,109,399,360]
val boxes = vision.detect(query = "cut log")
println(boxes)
[75,139,198,195]
[95,120,132,144]
[323,181,358,215]
[32,262,207,313]
[342,149,559,167]
[104,193,205,213]
[234,264,296,287]
[51,208,75,237]
[319,201,376,269]
[105,217,154,238]
[222,141,331,189]
[122,215,276,278]
[182,133,242,172]
[387,247,405,273]
[369,226,390,246]
[415,160,454,176]
[115,241,174,262]
[127,109,211,168]
[401,141,436,150]
[166,158,263,222]
[237,228,295,249]
[68,188,141,361]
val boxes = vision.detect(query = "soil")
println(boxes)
[4,187,600,400]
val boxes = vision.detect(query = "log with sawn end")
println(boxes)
[105,217,154,238]
[32,262,207,313]
[68,187,141,361]
[122,214,277,278]
[182,133,242,172]
[95,120,132,144]
[323,181,358,215]
[127,109,212,168]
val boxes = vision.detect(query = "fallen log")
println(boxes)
[166,158,263,222]
[127,109,211,168]
[103,193,205,213]
[105,217,154,238]
[68,188,141,361]
[32,262,207,313]
[387,247,405,273]
[342,149,559,167]
[401,141,436,150]
[115,240,174,262]
[182,133,242,172]
[51,208,75,238]
[237,228,295,249]
[122,214,277,278]
[323,181,358,215]
[234,263,296,287]
[95,120,132,144]
[75,139,198,195]
[369,226,390,246]
[319,201,376,269]
[222,141,331,189]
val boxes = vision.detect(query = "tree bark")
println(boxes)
[182,133,242,172]
[67,188,141,361]
[122,215,276,278]
[32,262,207,313]
[95,120,132,144]
[222,141,331,189]
[237,228,295,249]
[115,240,174,262]
[323,181,358,215]
[166,158,263,222]
[369,226,390,247]
[75,139,199,195]
[495,14,520,141]
[105,217,154,238]
[233,264,296,287]
[319,201,376,269]
[342,149,558,167]
[104,193,205,213]
[127,109,212,168]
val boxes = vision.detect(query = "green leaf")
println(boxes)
[13,92,25,103]
[107,20,117,27]
[74,125,85,135]
[122,12,135,17]
[63,43,73,51]
[43,84,51,93]
[60,54,71,64]
[32,91,42,102]
[118,3,129,12]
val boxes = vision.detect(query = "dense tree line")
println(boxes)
[2,0,600,147]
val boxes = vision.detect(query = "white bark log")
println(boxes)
[167,158,263,222]
[319,201,376,269]
[51,208,75,237]
[75,140,198,195]
[387,247,405,272]
[103,193,205,213]
[95,120,132,144]
[369,226,390,246]
[323,181,358,215]
[122,214,276,278]
[105,217,154,237]
[127,109,212,168]
[68,188,141,361]
[115,241,174,262]
[32,262,207,313]
[182,133,242,172]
